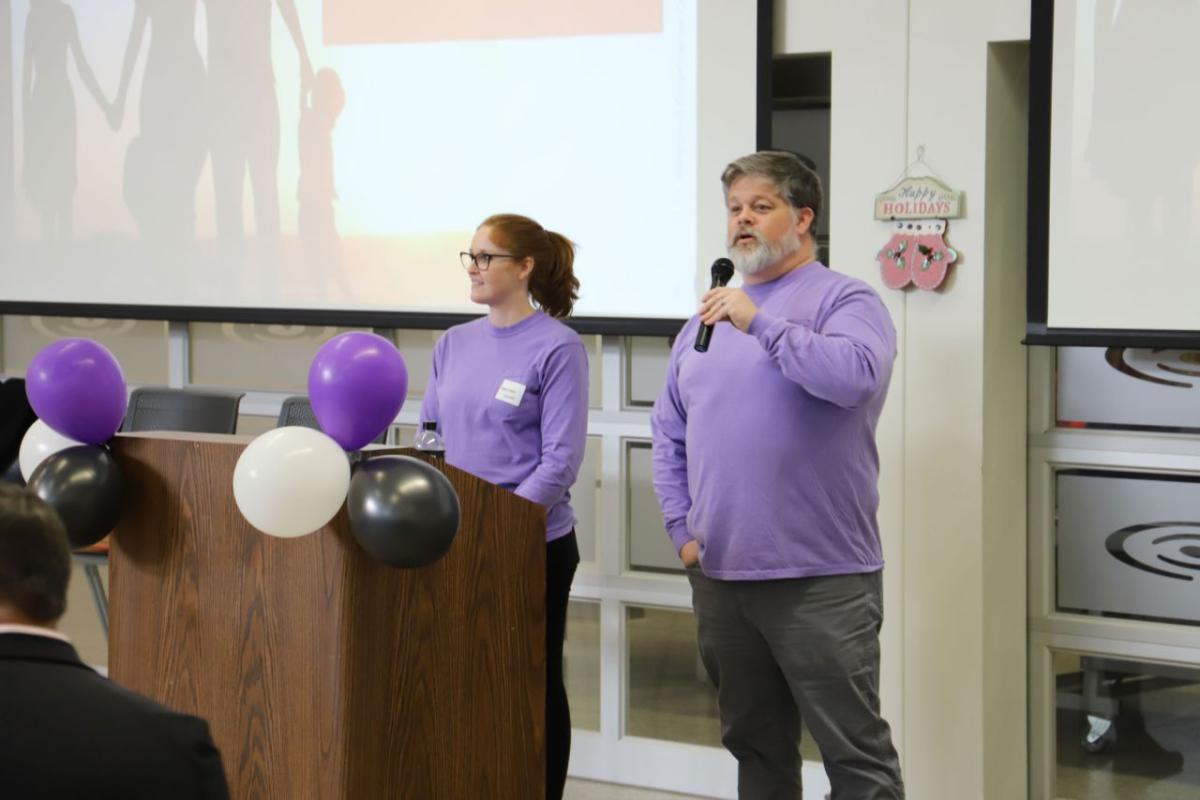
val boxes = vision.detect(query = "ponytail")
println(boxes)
[528,230,579,318]
[481,214,580,318]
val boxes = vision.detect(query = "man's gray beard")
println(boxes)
[728,230,803,276]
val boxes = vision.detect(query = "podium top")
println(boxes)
[117,430,252,444]
[117,431,421,452]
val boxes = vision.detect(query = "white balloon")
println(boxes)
[19,420,83,481]
[232,427,351,538]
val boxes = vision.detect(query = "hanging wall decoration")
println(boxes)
[875,147,963,291]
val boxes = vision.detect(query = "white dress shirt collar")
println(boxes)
[0,623,71,643]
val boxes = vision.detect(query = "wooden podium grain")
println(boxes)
[107,433,547,799]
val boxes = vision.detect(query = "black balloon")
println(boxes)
[347,455,461,568]
[26,445,123,548]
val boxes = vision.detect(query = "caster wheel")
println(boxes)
[1082,714,1115,753]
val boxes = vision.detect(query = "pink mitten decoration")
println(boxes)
[877,225,913,289]
[877,219,958,291]
[911,220,957,289]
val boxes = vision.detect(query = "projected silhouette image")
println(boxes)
[21,0,106,242]
[204,0,312,257]
[110,0,207,247]
[297,67,348,295]
[3,0,698,319]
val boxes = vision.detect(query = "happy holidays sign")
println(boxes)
[874,173,962,291]
[874,176,962,220]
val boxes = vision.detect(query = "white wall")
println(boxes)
[779,2,1030,797]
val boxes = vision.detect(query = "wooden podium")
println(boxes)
[107,433,547,799]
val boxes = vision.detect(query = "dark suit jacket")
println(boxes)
[0,633,230,799]
[0,378,36,481]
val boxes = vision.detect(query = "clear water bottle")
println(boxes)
[413,421,445,455]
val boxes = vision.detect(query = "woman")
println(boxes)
[420,213,588,800]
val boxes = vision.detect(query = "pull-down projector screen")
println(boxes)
[1029,0,1200,345]
[0,1,757,328]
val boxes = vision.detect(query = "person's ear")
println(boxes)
[518,257,536,282]
[794,207,815,238]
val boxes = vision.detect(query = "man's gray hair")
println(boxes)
[721,151,823,236]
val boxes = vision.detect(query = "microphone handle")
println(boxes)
[693,276,725,353]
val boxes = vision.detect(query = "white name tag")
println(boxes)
[495,379,527,407]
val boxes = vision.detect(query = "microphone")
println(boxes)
[694,258,735,352]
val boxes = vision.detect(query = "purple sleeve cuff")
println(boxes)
[746,309,780,340]
[667,520,693,554]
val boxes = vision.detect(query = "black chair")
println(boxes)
[276,395,389,445]
[122,387,245,435]
[80,387,245,636]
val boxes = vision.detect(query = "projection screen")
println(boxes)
[0,0,759,331]
[1028,0,1200,345]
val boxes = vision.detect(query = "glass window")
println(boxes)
[625,604,823,763]
[565,600,600,732]
[625,605,720,746]
[624,441,678,573]
[1056,470,1200,626]
[1057,347,1200,433]
[1052,650,1200,798]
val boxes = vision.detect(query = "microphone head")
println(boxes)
[711,258,735,285]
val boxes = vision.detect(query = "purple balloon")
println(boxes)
[26,338,128,445]
[308,332,408,450]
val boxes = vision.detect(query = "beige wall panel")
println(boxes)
[584,334,602,410]
[626,336,672,407]
[573,436,601,563]
[2,316,168,385]
[189,323,358,392]
[236,415,278,437]
[391,329,440,399]
[981,42,1030,800]
[625,440,676,573]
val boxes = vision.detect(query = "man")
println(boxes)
[0,483,230,798]
[652,151,904,798]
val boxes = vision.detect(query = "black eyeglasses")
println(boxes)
[459,251,518,271]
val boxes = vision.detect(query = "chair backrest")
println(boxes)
[121,387,244,434]
[276,395,389,445]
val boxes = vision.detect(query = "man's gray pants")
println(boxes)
[687,568,904,799]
